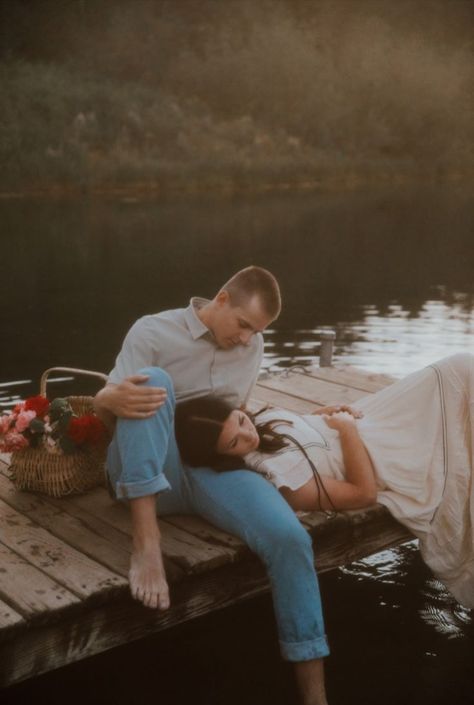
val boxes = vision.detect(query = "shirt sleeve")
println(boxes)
[108,316,158,383]
[242,333,264,406]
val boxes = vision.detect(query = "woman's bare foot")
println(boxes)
[129,543,170,610]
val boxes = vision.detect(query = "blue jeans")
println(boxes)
[106,367,329,661]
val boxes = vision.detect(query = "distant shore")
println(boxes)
[0,169,471,201]
[2,60,472,199]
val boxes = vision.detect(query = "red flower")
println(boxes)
[24,395,50,418]
[68,415,106,446]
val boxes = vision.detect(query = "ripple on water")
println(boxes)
[339,540,418,587]
[420,578,473,639]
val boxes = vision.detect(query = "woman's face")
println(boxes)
[216,410,260,456]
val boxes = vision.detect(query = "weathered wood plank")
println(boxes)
[0,504,413,688]
[43,494,184,585]
[159,521,238,573]
[0,464,233,579]
[0,560,266,687]
[0,465,233,579]
[61,488,239,574]
[301,505,413,571]
[251,387,316,413]
[306,364,396,392]
[257,372,373,406]
[0,541,80,616]
[0,597,25,630]
[0,472,133,581]
[164,514,246,553]
[0,498,125,599]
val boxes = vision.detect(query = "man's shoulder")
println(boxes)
[132,307,187,331]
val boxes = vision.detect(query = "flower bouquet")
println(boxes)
[1,390,109,497]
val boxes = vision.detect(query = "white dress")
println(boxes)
[244,353,474,608]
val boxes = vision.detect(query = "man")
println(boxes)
[94,266,330,705]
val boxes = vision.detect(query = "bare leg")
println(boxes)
[129,495,170,610]
[294,658,329,705]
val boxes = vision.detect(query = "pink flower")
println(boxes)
[0,414,13,435]
[2,431,29,451]
[15,410,36,433]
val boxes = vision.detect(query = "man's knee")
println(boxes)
[138,367,175,395]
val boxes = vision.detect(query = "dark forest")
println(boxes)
[1,0,473,192]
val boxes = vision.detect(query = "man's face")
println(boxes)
[211,293,273,349]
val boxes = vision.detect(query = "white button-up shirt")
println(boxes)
[108,298,263,407]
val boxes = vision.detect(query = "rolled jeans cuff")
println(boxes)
[279,634,330,662]
[113,473,172,500]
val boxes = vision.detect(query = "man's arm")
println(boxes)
[95,316,167,427]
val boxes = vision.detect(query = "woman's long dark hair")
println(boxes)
[174,396,291,471]
[175,396,338,513]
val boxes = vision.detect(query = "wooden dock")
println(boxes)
[0,364,413,689]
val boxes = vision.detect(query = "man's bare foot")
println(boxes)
[129,543,170,610]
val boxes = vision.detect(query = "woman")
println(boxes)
[175,353,474,609]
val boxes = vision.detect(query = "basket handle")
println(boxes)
[40,367,109,397]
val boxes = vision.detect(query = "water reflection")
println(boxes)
[340,542,473,641]
[1,185,473,388]
[262,292,474,375]
[340,542,418,586]
[420,579,472,640]
[332,294,474,376]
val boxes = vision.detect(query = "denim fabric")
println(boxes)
[106,367,329,661]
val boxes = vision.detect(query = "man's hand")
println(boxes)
[312,404,363,419]
[94,375,167,421]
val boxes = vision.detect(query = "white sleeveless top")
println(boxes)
[243,408,346,490]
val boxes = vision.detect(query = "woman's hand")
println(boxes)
[312,404,363,419]
[323,410,358,432]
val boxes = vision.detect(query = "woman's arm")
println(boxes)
[312,404,363,418]
[280,412,377,513]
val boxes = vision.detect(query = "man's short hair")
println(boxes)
[221,266,281,320]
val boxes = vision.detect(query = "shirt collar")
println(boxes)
[184,297,212,340]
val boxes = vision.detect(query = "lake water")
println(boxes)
[1,185,473,705]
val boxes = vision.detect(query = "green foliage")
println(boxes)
[28,418,45,434]
[0,0,473,191]
[48,397,73,423]
[59,435,77,455]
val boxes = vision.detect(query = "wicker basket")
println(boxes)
[9,367,109,498]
